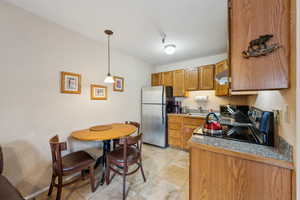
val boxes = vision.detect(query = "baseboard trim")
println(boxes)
[24,186,49,200]
[24,173,79,200]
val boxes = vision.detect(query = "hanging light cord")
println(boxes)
[107,34,111,76]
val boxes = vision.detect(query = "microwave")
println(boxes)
[220,105,250,117]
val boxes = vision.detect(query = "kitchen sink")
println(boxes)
[187,113,208,117]
[186,112,221,118]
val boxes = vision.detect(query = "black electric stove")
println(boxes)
[195,107,274,146]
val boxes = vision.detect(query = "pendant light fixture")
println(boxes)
[162,33,176,55]
[104,29,115,83]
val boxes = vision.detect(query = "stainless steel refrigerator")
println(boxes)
[141,86,173,147]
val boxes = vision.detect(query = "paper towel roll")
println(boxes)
[194,96,208,102]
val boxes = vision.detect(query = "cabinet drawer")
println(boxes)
[183,117,205,126]
[168,115,182,123]
[168,122,182,130]
[168,130,181,137]
[168,136,181,148]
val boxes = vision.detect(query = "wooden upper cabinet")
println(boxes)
[198,65,215,90]
[173,70,185,97]
[184,68,198,91]
[162,71,173,86]
[215,60,229,96]
[151,73,162,86]
[229,0,290,91]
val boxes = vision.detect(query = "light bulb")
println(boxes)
[104,74,115,83]
[164,44,176,55]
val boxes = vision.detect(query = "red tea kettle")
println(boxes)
[203,113,223,135]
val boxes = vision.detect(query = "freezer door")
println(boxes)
[142,86,164,104]
[141,104,166,147]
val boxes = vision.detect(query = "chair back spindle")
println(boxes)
[49,135,67,174]
[0,146,3,174]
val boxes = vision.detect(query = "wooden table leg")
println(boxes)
[99,140,111,185]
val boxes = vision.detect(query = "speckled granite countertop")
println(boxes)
[190,133,293,169]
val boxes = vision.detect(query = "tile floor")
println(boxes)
[35,144,189,200]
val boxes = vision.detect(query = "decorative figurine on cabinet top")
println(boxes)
[242,34,281,59]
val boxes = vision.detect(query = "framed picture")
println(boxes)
[61,72,81,94]
[91,84,107,100]
[113,76,124,92]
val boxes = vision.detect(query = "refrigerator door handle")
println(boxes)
[162,105,164,124]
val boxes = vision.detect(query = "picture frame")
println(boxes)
[60,72,81,94]
[113,76,124,92]
[91,84,107,100]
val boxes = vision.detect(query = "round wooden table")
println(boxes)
[71,123,137,185]
[71,123,137,141]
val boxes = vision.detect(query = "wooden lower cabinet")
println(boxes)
[182,125,198,149]
[168,115,183,149]
[168,115,204,150]
[189,144,293,200]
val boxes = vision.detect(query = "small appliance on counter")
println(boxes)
[202,113,223,135]
[195,107,274,146]
[172,101,182,114]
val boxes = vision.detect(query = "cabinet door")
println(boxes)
[162,71,173,86]
[184,68,199,91]
[215,60,229,96]
[168,115,183,148]
[199,65,215,90]
[151,73,162,86]
[182,125,198,150]
[182,118,205,150]
[173,70,185,97]
[229,0,290,90]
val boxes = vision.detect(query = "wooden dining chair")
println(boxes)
[48,135,96,200]
[113,121,140,149]
[125,121,140,134]
[106,133,146,200]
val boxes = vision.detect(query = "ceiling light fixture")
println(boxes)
[162,33,176,55]
[104,29,115,83]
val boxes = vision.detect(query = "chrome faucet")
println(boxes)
[199,106,203,113]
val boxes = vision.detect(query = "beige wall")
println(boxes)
[155,54,249,111]
[0,2,152,197]
[155,53,227,72]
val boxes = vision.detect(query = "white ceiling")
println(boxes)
[6,0,228,66]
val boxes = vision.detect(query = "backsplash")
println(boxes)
[176,91,249,111]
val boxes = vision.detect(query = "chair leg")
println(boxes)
[113,139,119,150]
[48,174,56,196]
[122,166,127,200]
[106,158,111,185]
[56,175,63,200]
[81,170,85,180]
[140,160,146,182]
[89,166,95,192]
